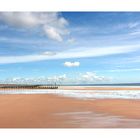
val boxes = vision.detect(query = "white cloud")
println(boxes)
[129,30,140,35]
[47,74,67,83]
[109,68,140,72]
[64,61,80,67]
[115,22,140,30]
[42,51,56,56]
[128,22,139,28]
[1,74,67,84]
[79,72,111,83]
[0,44,140,64]
[43,26,63,42]
[0,72,111,84]
[0,12,69,42]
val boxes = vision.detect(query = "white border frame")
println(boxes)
[0,0,140,140]
[0,0,140,11]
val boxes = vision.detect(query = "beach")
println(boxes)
[0,86,140,128]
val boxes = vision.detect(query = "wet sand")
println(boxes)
[0,94,140,128]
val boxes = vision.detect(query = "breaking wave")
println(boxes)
[0,89,140,99]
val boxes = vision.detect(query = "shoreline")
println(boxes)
[0,86,140,90]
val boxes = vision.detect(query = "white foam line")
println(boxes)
[0,89,140,99]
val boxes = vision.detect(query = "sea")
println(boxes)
[0,83,140,100]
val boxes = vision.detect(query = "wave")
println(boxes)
[0,89,140,99]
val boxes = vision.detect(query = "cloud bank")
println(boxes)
[0,72,111,84]
[0,12,69,42]
[80,72,111,83]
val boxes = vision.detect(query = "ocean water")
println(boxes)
[0,86,140,99]
[67,83,140,86]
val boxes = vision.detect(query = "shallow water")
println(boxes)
[0,88,140,99]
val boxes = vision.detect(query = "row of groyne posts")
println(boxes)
[0,84,59,91]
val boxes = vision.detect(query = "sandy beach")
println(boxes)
[0,87,140,128]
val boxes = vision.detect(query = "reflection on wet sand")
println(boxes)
[54,111,140,128]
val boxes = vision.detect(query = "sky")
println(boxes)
[0,12,140,84]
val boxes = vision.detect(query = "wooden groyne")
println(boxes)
[0,84,58,89]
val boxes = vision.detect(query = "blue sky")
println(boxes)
[0,12,140,84]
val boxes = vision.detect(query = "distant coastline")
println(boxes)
[0,83,140,87]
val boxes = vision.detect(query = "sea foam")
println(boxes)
[0,88,140,99]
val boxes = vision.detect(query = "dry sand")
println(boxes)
[0,93,140,128]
